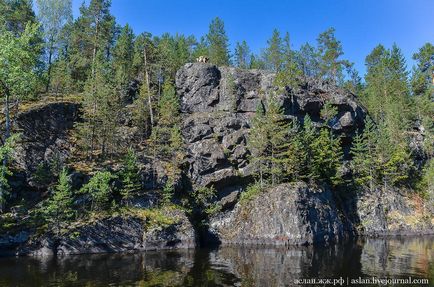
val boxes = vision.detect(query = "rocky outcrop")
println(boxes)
[208,182,355,246]
[176,63,366,193]
[354,188,434,236]
[13,102,80,183]
[207,182,434,247]
[21,208,195,256]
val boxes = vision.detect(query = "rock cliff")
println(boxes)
[177,63,366,195]
[1,63,432,257]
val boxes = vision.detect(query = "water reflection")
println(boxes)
[0,236,432,286]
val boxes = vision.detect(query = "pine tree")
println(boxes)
[276,119,307,182]
[67,0,115,90]
[0,135,18,213]
[248,95,289,186]
[206,17,230,66]
[298,42,320,79]
[350,117,377,190]
[275,32,302,88]
[148,81,184,197]
[77,50,120,158]
[264,29,283,72]
[317,27,347,84]
[0,0,40,36]
[309,127,343,185]
[248,102,268,186]
[266,95,289,185]
[80,171,115,211]
[234,40,250,69]
[120,148,141,205]
[113,24,135,94]
[44,168,74,234]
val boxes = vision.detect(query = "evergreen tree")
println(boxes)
[248,95,289,186]
[275,32,302,88]
[276,119,307,182]
[0,135,18,213]
[317,27,350,84]
[206,17,230,66]
[297,42,320,79]
[263,29,283,72]
[249,54,266,69]
[119,148,141,204]
[77,50,121,158]
[44,168,74,234]
[248,102,268,186]
[234,40,250,69]
[309,127,343,185]
[67,0,115,90]
[148,81,184,196]
[192,36,209,60]
[0,0,39,36]
[80,171,115,211]
[350,117,377,190]
[113,24,135,94]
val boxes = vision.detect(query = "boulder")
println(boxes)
[21,208,195,256]
[207,182,355,246]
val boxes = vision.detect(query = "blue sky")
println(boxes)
[72,0,434,75]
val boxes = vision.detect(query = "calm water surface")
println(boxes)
[0,236,433,286]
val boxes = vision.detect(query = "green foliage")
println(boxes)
[76,50,121,158]
[297,42,320,78]
[350,118,376,189]
[0,0,39,35]
[192,186,216,210]
[80,171,116,211]
[0,21,42,101]
[418,160,434,202]
[320,102,338,123]
[33,162,53,186]
[206,17,230,66]
[317,27,351,84]
[44,168,74,233]
[119,148,141,203]
[263,29,284,72]
[234,40,250,69]
[274,32,302,88]
[383,145,414,186]
[239,182,263,204]
[0,135,18,212]
[248,94,290,186]
[308,126,343,185]
[113,24,135,90]
[35,0,72,91]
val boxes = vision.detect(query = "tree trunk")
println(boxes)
[143,46,154,126]
[89,16,100,158]
[0,80,11,213]
[45,38,54,93]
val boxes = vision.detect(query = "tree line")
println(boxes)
[0,0,433,217]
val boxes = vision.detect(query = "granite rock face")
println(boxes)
[176,63,366,193]
[13,102,80,185]
[21,208,195,256]
[207,182,355,246]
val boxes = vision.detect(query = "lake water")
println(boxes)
[0,236,432,286]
